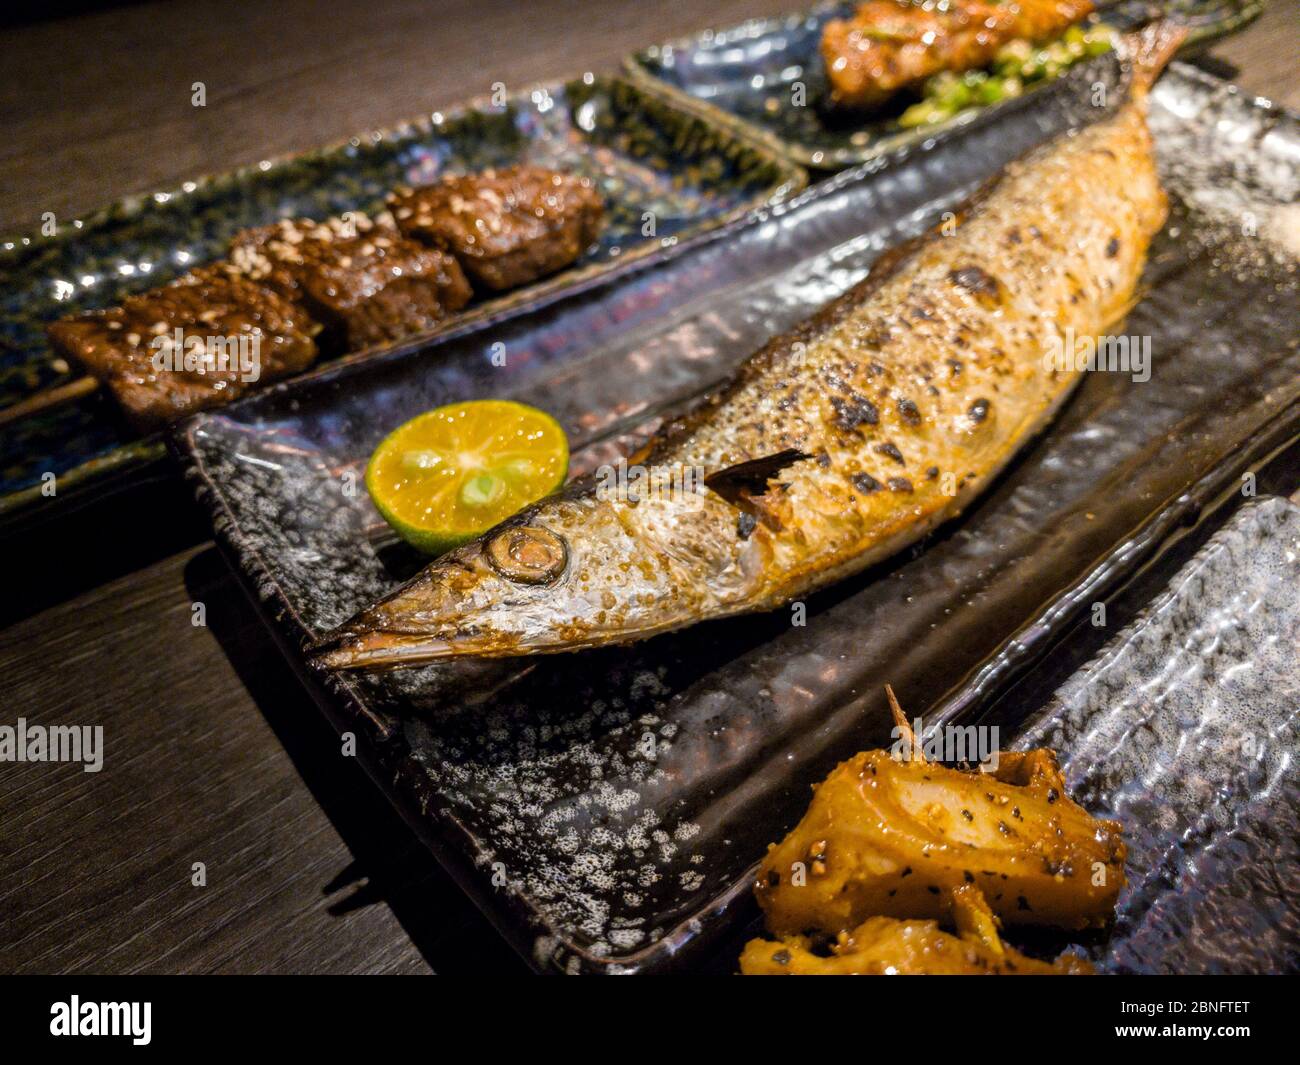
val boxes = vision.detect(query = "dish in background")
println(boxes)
[625,0,1265,167]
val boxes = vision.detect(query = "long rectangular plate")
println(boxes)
[174,63,1298,973]
[0,76,804,536]
[1012,494,1299,974]
[624,0,1264,168]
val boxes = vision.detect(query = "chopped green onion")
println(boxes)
[995,39,1033,67]
[899,21,1116,130]
[899,101,951,128]
[976,77,1008,105]
[924,71,972,110]
[1045,42,1072,66]
[1085,29,1115,57]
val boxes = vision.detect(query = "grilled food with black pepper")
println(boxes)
[44,168,602,430]
[387,166,605,292]
[222,214,472,353]
[754,689,1125,938]
[46,267,320,430]
[741,883,1092,974]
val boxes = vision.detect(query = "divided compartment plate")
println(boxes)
[174,64,1298,973]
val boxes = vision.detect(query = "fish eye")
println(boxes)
[485,526,568,584]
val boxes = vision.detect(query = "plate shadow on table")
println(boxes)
[0,469,206,629]
[183,546,529,975]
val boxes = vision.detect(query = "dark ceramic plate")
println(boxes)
[624,0,1266,168]
[0,76,804,536]
[1006,494,1300,974]
[174,63,1298,973]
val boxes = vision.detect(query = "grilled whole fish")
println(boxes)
[314,26,1180,671]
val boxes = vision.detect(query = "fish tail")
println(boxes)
[1128,21,1188,96]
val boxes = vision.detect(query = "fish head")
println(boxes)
[311,479,768,669]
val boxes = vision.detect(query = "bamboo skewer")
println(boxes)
[0,375,99,428]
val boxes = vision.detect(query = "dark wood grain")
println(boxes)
[1202,0,1299,108]
[0,0,1294,975]
[0,545,526,973]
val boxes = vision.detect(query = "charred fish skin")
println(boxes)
[314,26,1182,670]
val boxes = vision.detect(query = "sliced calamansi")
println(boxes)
[365,400,569,554]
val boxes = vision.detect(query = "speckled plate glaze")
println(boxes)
[1007,495,1299,974]
[0,75,804,535]
[175,64,1298,973]
[624,0,1265,169]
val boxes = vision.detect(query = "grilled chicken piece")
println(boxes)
[741,883,1092,974]
[387,166,604,291]
[822,0,1095,110]
[754,689,1125,936]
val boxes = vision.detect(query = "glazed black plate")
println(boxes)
[174,63,1298,973]
[0,76,803,537]
[625,0,1265,168]
[1006,493,1300,974]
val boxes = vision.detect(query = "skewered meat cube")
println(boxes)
[387,166,604,292]
[46,268,319,430]
[223,213,471,352]
[37,168,603,431]
[822,0,1094,110]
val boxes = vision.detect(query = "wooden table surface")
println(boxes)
[0,0,1295,975]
